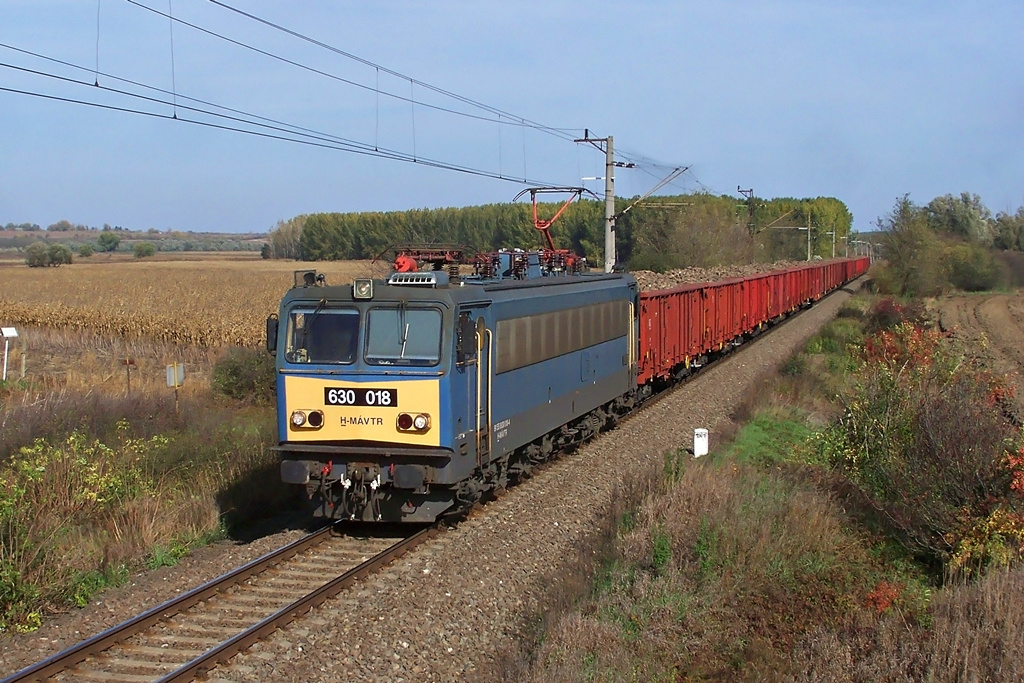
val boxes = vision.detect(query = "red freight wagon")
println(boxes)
[637,257,871,385]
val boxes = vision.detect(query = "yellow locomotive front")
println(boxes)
[269,271,458,522]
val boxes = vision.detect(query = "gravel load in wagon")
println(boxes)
[631,259,805,291]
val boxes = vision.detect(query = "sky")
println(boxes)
[1,0,1022,235]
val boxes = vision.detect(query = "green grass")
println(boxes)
[652,527,672,573]
[718,411,813,466]
[70,565,129,607]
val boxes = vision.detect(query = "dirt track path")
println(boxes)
[934,291,1024,418]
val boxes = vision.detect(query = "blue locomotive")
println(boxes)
[267,248,640,522]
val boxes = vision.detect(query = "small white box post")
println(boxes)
[166,363,185,413]
[1,327,18,382]
[694,428,709,458]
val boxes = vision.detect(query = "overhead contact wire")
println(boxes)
[126,0,579,139]
[203,0,581,141]
[0,75,567,187]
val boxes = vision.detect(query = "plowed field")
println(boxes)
[934,291,1024,419]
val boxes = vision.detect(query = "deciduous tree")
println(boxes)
[97,232,120,252]
[133,242,156,258]
[47,243,73,266]
[25,241,48,267]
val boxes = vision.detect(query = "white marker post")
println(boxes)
[694,428,709,458]
[166,363,185,413]
[1,327,18,382]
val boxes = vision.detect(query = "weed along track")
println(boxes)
[2,525,435,683]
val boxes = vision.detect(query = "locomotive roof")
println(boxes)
[280,269,636,307]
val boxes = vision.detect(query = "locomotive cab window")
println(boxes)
[285,306,359,364]
[365,307,442,366]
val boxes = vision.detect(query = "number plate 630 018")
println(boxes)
[324,387,398,407]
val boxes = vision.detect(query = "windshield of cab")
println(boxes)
[285,307,359,364]
[365,307,442,366]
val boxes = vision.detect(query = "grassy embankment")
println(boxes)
[500,293,1024,682]
[0,328,285,634]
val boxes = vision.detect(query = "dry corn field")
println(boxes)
[0,258,385,348]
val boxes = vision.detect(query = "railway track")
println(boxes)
[3,524,437,683]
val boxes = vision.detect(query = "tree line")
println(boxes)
[876,192,1024,295]
[2,221,129,232]
[263,193,856,270]
[22,235,162,267]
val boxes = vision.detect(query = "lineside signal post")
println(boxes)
[167,362,185,413]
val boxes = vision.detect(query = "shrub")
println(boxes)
[823,323,1023,576]
[47,243,73,266]
[942,243,1001,291]
[97,232,120,252]
[836,298,867,320]
[24,242,48,267]
[78,244,94,258]
[865,297,925,334]
[133,242,156,258]
[780,353,807,377]
[211,346,276,405]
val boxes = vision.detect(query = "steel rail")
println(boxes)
[156,524,438,682]
[3,524,338,682]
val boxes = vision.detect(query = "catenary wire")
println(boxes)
[126,0,582,141]
[0,70,568,187]
[203,0,583,141]
[0,43,574,185]
[1,42,386,151]
[5,3,703,202]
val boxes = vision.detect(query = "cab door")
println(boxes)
[456,306,491,467]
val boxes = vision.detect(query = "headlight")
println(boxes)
[290,410,324,429]
[353,279,373,299]
[397,413,431,432]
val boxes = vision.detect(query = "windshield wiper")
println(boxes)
[397,302,409,359]
[305,298,328,334]
[297,298,328,354]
